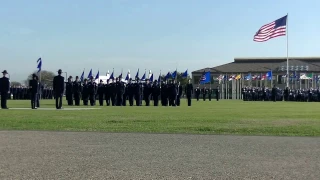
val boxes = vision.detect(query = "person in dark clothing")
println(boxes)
[29,74,39,109]
[195,87,200,101]
[185,80,193,106]
[134,78,142,106]
[152,80,160,106]
[53,69,65,109]
[36,80,41,108]
[123,83,128,106]
[104,80,111,106]
[271,85,277,102]
[160,81,168,106]
[115,78,125,106]
[176,82,183,106]
[208,88,213,101]
[66,76,73,105]
[87,76,96,106]
[168,80,177,106]
[73,76,81,106]
[0,70,10,109]
[82,79,89,105]
[202,87,208,101]
[215,86,220,101]
[143,79,151,106]
[109,79,116,106]
[97,80,105,106]
[284,87,289,101]
[127,78,134,106]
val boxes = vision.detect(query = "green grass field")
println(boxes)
[1,99,320,136]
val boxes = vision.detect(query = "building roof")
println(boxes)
[192,57,320,74]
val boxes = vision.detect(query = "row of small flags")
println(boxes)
[199,71,273,84]
[80,69,188,82]
[36,58,188,82]
[200,70,320,84]
[75,68,190,83]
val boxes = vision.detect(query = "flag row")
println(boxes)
[79,69,189,82]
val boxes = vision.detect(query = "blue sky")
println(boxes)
[1,0,320,82]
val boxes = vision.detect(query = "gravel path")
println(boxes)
[0,131,319,179]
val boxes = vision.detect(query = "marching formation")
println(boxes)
[53,69,195,109]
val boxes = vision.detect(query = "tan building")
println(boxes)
[191,57,320,99]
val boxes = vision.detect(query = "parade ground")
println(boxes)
[0,99,319,136]
[1,100,320,179]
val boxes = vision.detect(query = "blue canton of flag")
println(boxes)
[254,15,287,42]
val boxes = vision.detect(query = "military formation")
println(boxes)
[51,69,196,109]
[193,86,220,101]
[63,75,194,108]
[241,85,320,102]
[9,86,54,100]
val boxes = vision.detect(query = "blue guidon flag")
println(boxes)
[199,71,211,84]
[200,71,206,81]
[254,15,287,42]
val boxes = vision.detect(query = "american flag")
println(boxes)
[253,15,287,42]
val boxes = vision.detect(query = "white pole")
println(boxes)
[286,13,289,88]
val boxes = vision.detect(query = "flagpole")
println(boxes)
[83,68,85,82]
[286,13,289,88]
[175,67,177,83]
[38,57,42,100]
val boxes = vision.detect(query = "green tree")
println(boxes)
[24,70,56,87]
[10,81,22,87]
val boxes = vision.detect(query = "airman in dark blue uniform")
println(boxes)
[115,78,125,106]
[82,79,89,105]
[73,76,81,106]
[97,80,104,106]
[88,76,96,106]
[152,80,160,106]
[0,70,10,109]
[176,82,183,106]
[29,73,39,109]
[127,78,134,106]
[66,76,73,105]
[143,79,151,106]
[53,69,65,109]
[134,78,142,106]
[185,79,193,106]
[104,80,111,106]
